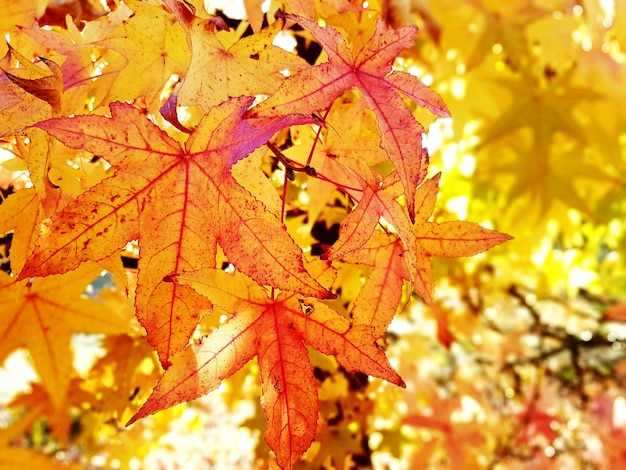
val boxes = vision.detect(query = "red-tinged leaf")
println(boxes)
[159,87,193,133]
[0,50,53,137]
[430,304,454,349]
[257,314,317,469]
[130,267,403,469]
[328,173,511,305]
[25,97,327,367]
[2,46,63,114]
[409,174,512,301]
[246,14,449,218]
[341,231,410,337]
[515,409,562,443]
[126,308,260,426]
[161,0,197,29]
[323,158,414,260]
[17,23,100,112]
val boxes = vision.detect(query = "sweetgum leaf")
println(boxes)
[24,97,328,367]
[129,267,403,468]
[326,173,512,304]
[246,13,449,219]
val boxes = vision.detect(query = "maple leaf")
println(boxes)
[246,13,449,218]
[177,18,308,111]
[23,96,329,367]
[0,264,132,409]
[340,230,410,337]
[408,174,512,302]
[128,267,403,469]
[0,74,51,137]
[322,158,414,261]
[326,172,512,304]
[0,47,58,137]
[16,21,105,113]
[473,69,604,220]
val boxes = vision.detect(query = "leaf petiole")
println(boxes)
[266,141,362,192]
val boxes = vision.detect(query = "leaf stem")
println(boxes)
[266,141,362,193]
[306,105,332,167]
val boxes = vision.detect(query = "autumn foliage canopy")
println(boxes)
[1,0,625,468]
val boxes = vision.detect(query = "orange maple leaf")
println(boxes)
[408,174,513,302]
[128,267,403,469]
[2,47,63,116]
[0,48,55,137]
[322,157,413,261]
[246,13,450,218]
[340,230,410,337]
[326,173,512,304]
[22,97,329,367]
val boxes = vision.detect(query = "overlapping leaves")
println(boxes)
[21,97,327,367]
[0,2,514,469]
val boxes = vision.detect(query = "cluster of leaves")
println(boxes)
[1,0,625,469]
[0,0,513,468]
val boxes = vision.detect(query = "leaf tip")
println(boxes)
[125,409,145,428]
[496,231,515,244]
[125,416,138,427]
[16,264,36,282]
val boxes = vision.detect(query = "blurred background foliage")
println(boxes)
[1,0,625,468]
